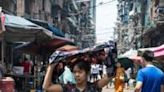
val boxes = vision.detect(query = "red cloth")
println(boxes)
[21,61,31,73]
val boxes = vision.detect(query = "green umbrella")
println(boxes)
[117,58,134,70]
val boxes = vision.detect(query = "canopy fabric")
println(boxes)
[118,49,138,58]
[16,36,74,55]
[129,55,143,64]
[57,45,79,51]
[5,14,38,27]
[5,26,52,43]
[155,49,164,57]
[138,44,164,52]
[138,44,164,57]
[49,42,116,64]
[117,49,143,64]
[48,23,65,37]
[1,14,53,43]
[27,19,65,37]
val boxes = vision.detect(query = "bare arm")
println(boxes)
[97,75,111,88]
[97,66,115,88]
[161,85,164,92]
[134,81,142,92]
[42,65,63,92]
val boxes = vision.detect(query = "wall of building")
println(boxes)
[0,0,96,48]
[116,0,164,54]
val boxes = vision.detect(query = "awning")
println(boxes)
[16,36,74,55]
[117,49,143,64]
[118,49,138,58]
[1,14,53,43]
[57,45,79,51]
[27,19,65,37]
[139,44,164,57]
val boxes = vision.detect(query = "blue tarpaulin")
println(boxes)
[27,19,65,37]
[47,23,65,37]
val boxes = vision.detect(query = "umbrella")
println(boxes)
[117,58,134,70]
[118,49,138,58]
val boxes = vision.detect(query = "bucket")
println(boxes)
[0,77,15,92]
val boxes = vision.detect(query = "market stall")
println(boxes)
[0,14,75,92]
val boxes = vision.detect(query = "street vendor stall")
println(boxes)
[0,14,71,92]
[0,14,54,92]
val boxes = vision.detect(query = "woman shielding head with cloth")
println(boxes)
[43,55,114,92]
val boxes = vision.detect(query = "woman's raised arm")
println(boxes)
[43,64,63,92]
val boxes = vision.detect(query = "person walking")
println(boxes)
[99,64,103,79]
[43,58,113,92]
[114,62,125,92]
[125,67,132,89]
[162,78,164,92]
[134,50,164,92]
[20,57,33,74]
[91,63,99,82]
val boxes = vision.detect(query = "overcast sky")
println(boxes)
[96,0,117,44]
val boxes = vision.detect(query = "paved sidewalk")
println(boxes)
[102,87,134,92]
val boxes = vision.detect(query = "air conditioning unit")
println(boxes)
[155,7,164,22]
[156,7,164,14]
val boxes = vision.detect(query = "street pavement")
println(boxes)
[102,87,134,92]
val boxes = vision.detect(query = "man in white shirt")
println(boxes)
[91,64,99,82]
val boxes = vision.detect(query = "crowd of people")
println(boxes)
[0,46,164,92]
[43,49,164,92]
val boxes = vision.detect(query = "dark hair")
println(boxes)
[142,50,154,62]
[71,58,91,74]
[116,62,123,67]
[24,57,28,61]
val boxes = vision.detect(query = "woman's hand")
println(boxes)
[51,62,65,78]
[49,63,58,69]
[43,63,64,92]
[49,62,64,71]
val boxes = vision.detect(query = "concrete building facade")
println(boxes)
[115,0,164,54]
[0,0,96,48]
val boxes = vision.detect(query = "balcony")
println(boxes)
[158,0,164,7]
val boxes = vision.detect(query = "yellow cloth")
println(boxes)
[114,67,125,92]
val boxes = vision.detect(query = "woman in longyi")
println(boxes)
[114,62,125,92]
